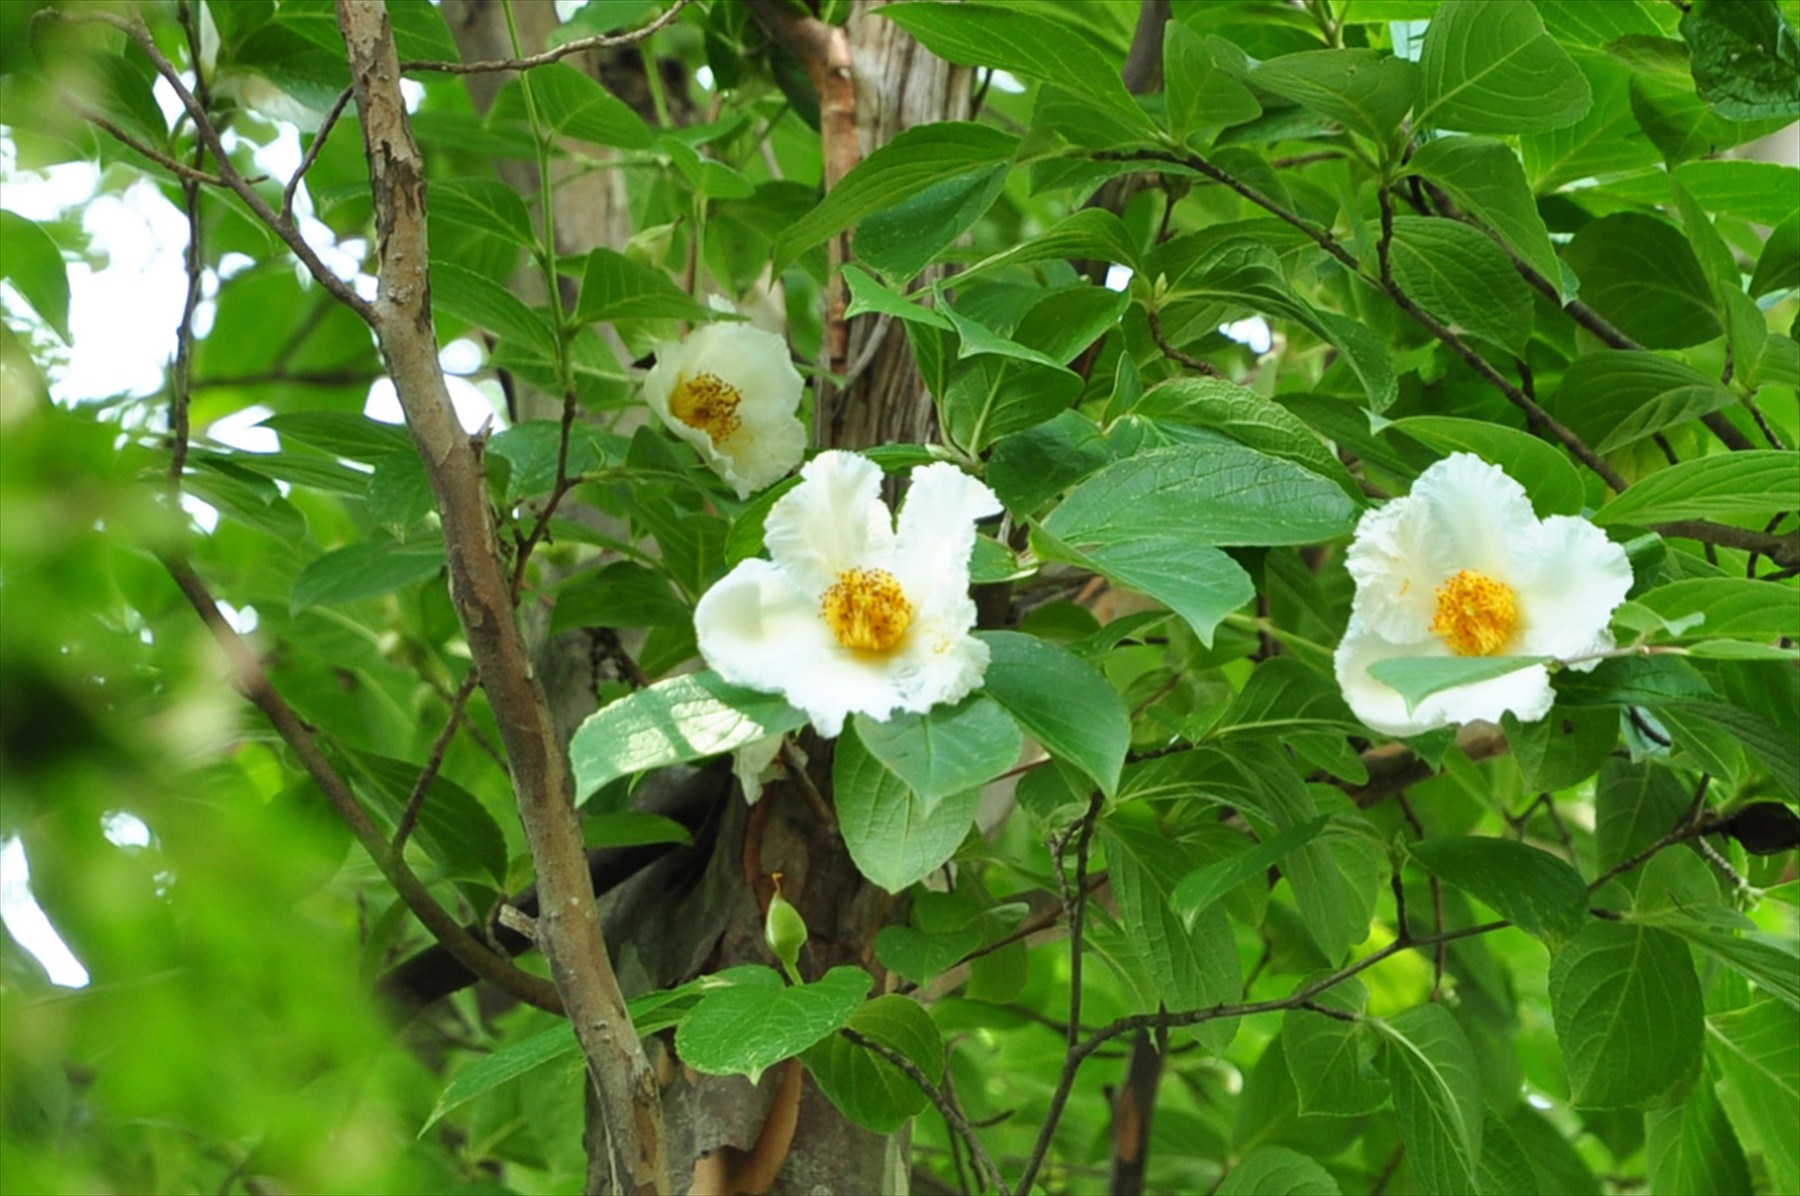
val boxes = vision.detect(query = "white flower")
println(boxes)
[694,450,1002,738]
[643,321,807,499]
[1334,453,1632,737]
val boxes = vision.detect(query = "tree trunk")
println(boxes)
[438,4,968,1191]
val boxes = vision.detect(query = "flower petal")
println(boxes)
[1344,492,1443,641]
[694,557,923,738]
[893,463,1001,620]
[765,451,895,598]
[1336,616,1556,737]
[1412,452,1538,575]
[887,597,991,716]
[1513,515,1633,664]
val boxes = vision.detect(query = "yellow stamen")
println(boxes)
[669,372,742,442]
[821,568,913,654]
[1430,569,1519,657]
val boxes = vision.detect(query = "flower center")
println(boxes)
[670,372,743,442]
[821,567,913,654]
[1430,569,1519,657]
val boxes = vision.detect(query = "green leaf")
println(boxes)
[1163,23,1262,148]
[427,178,538,249]
[1627,578,1800,643]
[1208,658,1369,783]
[573,248,709,324]
[850,696,1020,815]
[1749,210,1799,298]
[1135,378,1363,500]
[1679,0,1800,121]
[677,966,872,1084]
[1387,216,1535,357]
[1241,770,1385,962]
[878,3,1151,125]
[1646,1072,1753,1196]
[1503,705,1619,793]
[1416,0,1592,133]
[1561,213,1720,350]
[834,723,981,894]
[1103,819,1241,1052]
[431,260,560,362]
[840,264,952,330]
[1640,911,1800,1008]
[1407,837,1587,944]
[1594,450,1800,526]
[1034,522,1254,649]
[773,122,1019,273]
[1367,655,1551,713]
[489,63,653,149]
[1252,50,1418,149]
[582,812,692,849]
[355,753,507,885]
[1549,920,1704,1108]
[488,420,612,500]
[1216,1146,1343,1195]
[1045,441,1358,550]
[954,208,1142,287]
[1523,54,1660,193]
[290,536,446,611]
[802,995,942,1134]
[1147,236,1397,408]
[1553,352,1736,455]
[873,924,982,986]
[1373,1004,1484,1195]
[549,561,690,635]
[1170,817,1330,923]
[1389,416,1586,517]
[423,1023,579,1133]
[0,210,71,343]
[568,672,807,802]
[1281,978,1384,1117]
[1405,135,1562,289]
[1709,999,1800,1195]
[975,631,1129,798]
[259,412,413,463]
[182,468,308,543]
[1594,759,1694,873]
[855,162,1009,283]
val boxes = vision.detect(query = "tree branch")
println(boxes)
[841,1027,1009,1196]
[161,555,563,1014]
[398,0,689,75]
[1014,793,1104,1196]
[1654,520,1800,569]
[333,3,668,1191]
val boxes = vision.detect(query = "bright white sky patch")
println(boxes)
[207,404,280,453]
[439,337,484,375]
[365,376,500,433]
[101,812,152,849]
[216,600,259,635]
[1220,316,1274,355]
[988,70,1027,94]
[695,65,716,91]
[0,837,90,988]
[1103,264,1134,292]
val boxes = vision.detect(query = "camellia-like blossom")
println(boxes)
[643,321,807,499]
[1334,453,1632,737]
[695,450,1001,738]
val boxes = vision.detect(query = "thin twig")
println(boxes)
[1588,775,1712,894]
[1653,521,1800,570]
[1395,793,1446,999]
[842,1027,1009,1196]
[1374,185,1631,493]
[42,8,375,322]
[1013,793,1104,1196]
[398,0,690,75]
[282,86,358,222]
[166,2,210,497]
[781,738,835,824]
[393,669,480,856]
[1146,308,1224,376]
